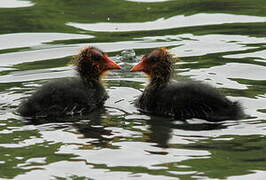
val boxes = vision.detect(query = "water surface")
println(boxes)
[0,0,266,179]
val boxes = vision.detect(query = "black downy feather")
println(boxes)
[18,46,112,119]
[135,48,245,121]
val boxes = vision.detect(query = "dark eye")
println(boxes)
[149,55,158,63]
[92,53,103,61]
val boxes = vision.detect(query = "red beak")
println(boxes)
[103,54,122,70]
[130,58,145,72]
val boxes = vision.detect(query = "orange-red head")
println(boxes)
[73,46,121,80]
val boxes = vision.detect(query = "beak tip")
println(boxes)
[130,66,137,72]
[130,62,144,72]
[110,64,122,70]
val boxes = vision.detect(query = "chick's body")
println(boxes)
[18,78,108,117]
[18,46,121,118]
[131,48,245,121]
[137,81,243,121]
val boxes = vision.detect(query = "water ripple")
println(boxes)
[67,13,266,32]
[0,0,34,8]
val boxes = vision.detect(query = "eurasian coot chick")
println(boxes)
[130,48,244,121]
[18,46,121,118]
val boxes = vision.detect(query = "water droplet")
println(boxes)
[120,49,136,62]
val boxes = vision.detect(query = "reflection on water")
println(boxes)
[0,0,266,179]
[67,13,266,32]
[146,116,226,148]
[0,33,94,50]
[180,63,266,89]
[0,0,34,8]
[126,0,171,2]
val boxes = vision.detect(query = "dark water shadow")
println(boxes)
[72,110,113,139]
[21,108,117,148]
[146,115,227,148]
[21,106,227,149]
[21,108,105,125]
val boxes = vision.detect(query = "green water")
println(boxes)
[0,0,266,179]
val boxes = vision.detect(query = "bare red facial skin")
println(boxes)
[130,48,168,73]
[150,49,161,57]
